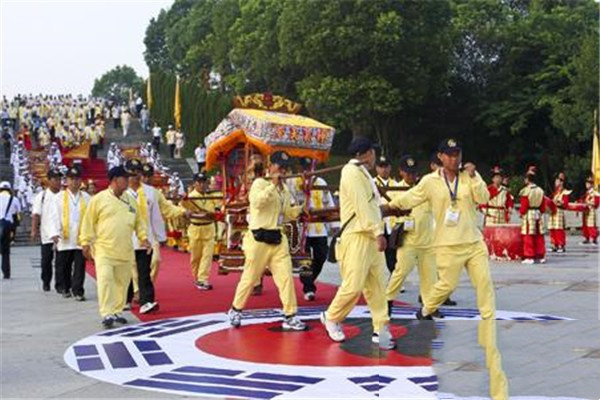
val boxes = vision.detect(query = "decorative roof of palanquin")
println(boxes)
[204,108,336,170]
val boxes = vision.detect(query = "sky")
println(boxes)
[1,0,174,98]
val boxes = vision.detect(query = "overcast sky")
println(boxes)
[1,0,173,98]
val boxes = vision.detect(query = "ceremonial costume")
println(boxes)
[581,179,599,244]
[548,178,571,252]
[519,179,550,263]
[181,175,220,289]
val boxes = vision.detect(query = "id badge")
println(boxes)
[444,207,460,227]
[404,217,415,232]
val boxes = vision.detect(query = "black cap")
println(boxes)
[193,172,208,182]
[438,138,462,154]
[108,166,132,180]
[124,158,143,174]
[142,163,154,177]
[347,136,379,156]
[270,151,291,167]
[47,169,62,179]
[66,166,82,178]
[376,156,391,167]
[398,155,417,173]
[298,157,313,169]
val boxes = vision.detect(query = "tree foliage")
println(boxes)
[143,0,599,190]
[92,65,143,103]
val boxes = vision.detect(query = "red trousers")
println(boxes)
[582,225,598,241]
[549,229,566,248]
[522,234,546,259]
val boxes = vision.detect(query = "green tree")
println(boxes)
[91,65,143,103]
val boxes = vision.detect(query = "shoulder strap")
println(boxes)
[339,213,356,235]
[4,195,14,218]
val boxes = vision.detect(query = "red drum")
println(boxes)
[483,224,523,260]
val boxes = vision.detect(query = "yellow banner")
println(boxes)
[174,76,182,130]
[593,109,600,187]
[146,75,153,110]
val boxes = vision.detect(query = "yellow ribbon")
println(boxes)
[62,190,87,242]
[312,188,324,234]
[137,186,148,220]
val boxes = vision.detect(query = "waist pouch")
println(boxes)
[252,228,282,245]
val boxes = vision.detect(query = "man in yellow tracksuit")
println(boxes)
[79,165,149,329]
[181,173,221,290]
[385,155,437,314]
[228,151,307,331]
[321,137,394,350]
[388,138,496,321]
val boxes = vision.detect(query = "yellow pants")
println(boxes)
[188,224,215,282]
[478,319,509,399]
[424,241,496,319]
[232,233,297,316]
[326,232,389,334]
[130,263,139,295]
[386,246,436,303]
[95,256,133,318]
[150,242,161,282]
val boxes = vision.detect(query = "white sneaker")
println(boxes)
[303,292,315,301]
[228,308,242,328]
[377,324,396,350]
[282,316,307,331]
[320,312,345,342]
[521,259,534,265]
[140,301,159,314]
[538,258,547,264]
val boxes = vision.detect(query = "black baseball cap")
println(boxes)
[270,151,291,167]
[438,138,462,154]
[142,163,154,177]
[193,172,208,182]
[47,169,63,179]
[66,166,82,178]
[398,155,417,173]
[298,157,313,169]
[124,158,143,174]
[347,136,380,156]
[376,156,391,167]
[108,166,132,180]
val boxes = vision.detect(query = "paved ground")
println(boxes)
[1,235,598,399]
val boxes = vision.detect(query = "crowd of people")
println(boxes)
[0,96,598,353]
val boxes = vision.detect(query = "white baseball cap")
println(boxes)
[0,181,11,190]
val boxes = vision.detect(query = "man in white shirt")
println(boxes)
[295,158,337,301]
[31,169,62,291]
[1,182,20,279]
[151,123,162,152]
[194,143,206,173]
[140,105,150,133]
[49,166,90,300]
[125,159,164,314]
[373,156,399,273]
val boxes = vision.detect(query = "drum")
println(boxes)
[483,224,523,260]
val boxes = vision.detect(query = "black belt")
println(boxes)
[191,221,212,226]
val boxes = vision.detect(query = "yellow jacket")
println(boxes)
[396,179,434,248]
[248,177,302,230]
[339,161,384,239]
[79,188,148,262]
[390,170,489,247]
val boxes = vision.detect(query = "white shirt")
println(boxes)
[195,146,206,163]
[0,192,20,223]
[306,177,336,237]
[152,127,162,138]
[127,183,162,249]
[32,189,60,244]
[50,189,91,251]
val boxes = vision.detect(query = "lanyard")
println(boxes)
[442,169,459,205]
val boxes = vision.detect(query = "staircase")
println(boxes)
[102,119,195,187]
